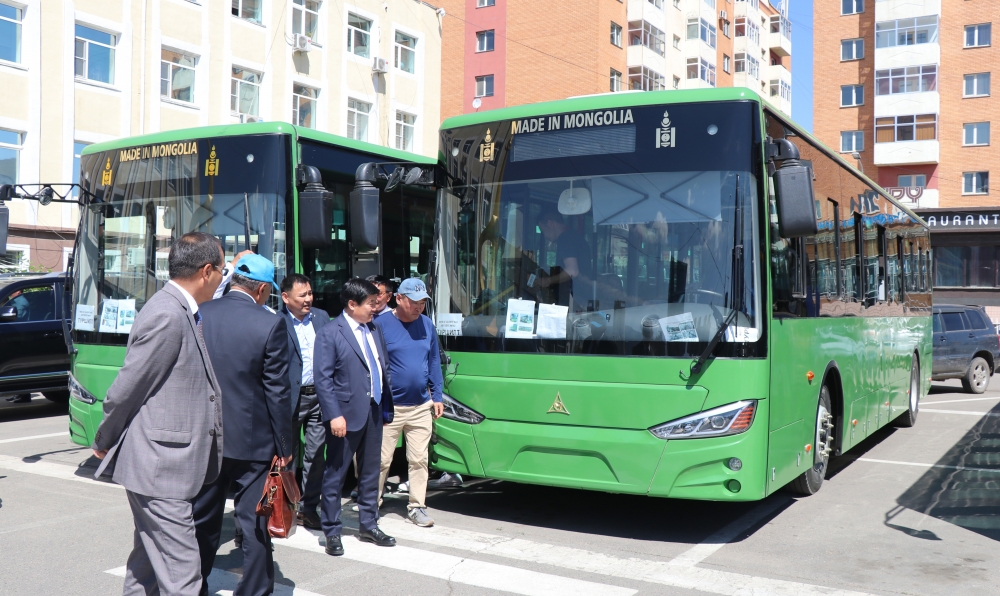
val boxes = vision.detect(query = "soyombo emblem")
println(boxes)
[655,110,676,148]
[479,129,495,163]
[101,158,112,186]
[547,393,570,415]
[205,146,220,176]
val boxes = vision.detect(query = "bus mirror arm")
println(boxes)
[766,138,819,238]
[297,165,335,250]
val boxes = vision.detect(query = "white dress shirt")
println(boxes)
[289,311,315,386]
[340,312,383,398]
[168,280,199,315]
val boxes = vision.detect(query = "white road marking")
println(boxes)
[0,432,68,444]
[275,528,636,596]
[669,497,789,567]
[105,566,324,596]
[857,457,1000,475]
[920,408,1000,417]
[374,516,875,596]
[921,396,1000,406]
[0,454,122,489]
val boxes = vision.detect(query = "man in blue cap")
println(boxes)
[192,253,293,596]
[374,277,444,527]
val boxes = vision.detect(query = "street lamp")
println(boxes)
[851,152,864,174]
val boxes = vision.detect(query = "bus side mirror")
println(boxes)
[0,305,16,322]
[768,139,818,238]
[350,163,380,251]
[297,166,334,249]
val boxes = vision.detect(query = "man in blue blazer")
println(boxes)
[278,273,331,529]
[314,278,395,555]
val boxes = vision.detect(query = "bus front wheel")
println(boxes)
[895,356,920,427]
[787,385,834,496]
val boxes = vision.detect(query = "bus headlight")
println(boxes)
[67,372,97,405]
[441,393,484,425]
[649,400,756,440]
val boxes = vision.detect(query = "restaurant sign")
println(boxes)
[915,210,1000,232]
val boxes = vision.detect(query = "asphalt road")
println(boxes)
[1,379,998,596]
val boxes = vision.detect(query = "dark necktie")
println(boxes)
[361,325,381,404]
[194,311,205,344]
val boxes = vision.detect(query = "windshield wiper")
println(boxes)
[690,174,744,376]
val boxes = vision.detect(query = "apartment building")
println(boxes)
[0,0,442,272]
[439,0,792,122]
[814,0,999,312]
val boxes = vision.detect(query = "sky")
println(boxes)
[789,0,814,132]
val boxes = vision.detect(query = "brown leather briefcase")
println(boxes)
[255,456,301,539]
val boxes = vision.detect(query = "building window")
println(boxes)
[734,17,759,45]
[395,111,416,152]
[672,35,680,49]
[686,57,716,86]
[686,18,717,49]
[673,0,680,7]
[231,67,261,116]
[841,131,863,152]
[232,0,262,23]
[610,22,622,47]
[475,74,494,97]
[292,84,318,129]
[771,79,791,102]
[648,0,663,7]
[841,38,863,61]
[935,246,997,288]
[476,30,495,52]
[736,0,759,9]
[875,114,937,143]
[631,20,666,55]
[876,65,936,95]
[840,84,864,107]
[963,172,989,195]
[292,0,320,40]
[898,174,926,188]
[629,65,665,91]
[347,13,372,58]
[0,128,22,185]
[0,3,22,64]
[74,25,116,84]
[160,50,196,103]
[672,75,680,89]
[769,15,791,38]
[610,68,622,92]
[394,31,416,73]
[842,0,863,15]
[964,73,990,97]
[0,245,27,273]
[347,98,371,142]
[72,142,89,197]
[965,23,991,48]
[723,54,731,73]
[477,0,495,6]
[734,52,759,78]
[964,122,990,146]
[875,16,938,48]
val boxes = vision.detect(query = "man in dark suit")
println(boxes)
[278,273,331,529]
[193,254,293,596]
[314,278,395,556]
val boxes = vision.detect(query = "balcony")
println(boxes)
[768,16,792,57]
[874,140,939,166]
[874,92,939,119]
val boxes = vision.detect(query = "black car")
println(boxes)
[0,272,71,403]
[932,304,1000,394]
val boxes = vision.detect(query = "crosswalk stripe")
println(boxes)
[0,432,68,444]
[857,457,1000,474]
[104,566,323,596]
[0,453,121,489]
[274,528,637,596]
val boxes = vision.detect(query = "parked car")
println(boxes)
[932,304,1000,394]
[0,272,71,403]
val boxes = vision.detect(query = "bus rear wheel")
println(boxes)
[895,356,920,427]
[787,385,834,496]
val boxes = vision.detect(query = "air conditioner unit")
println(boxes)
[372,57,388,73]
[245,116,262,123]
[719,10,728,20]
[293,33,312,53]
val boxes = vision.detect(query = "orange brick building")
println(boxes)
[814,0,1000,311]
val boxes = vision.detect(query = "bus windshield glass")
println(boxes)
[73,135,289,345]
[435,101,763,357]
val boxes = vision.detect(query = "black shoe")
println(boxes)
[298,509,322,530]
[325,535,344,556]
[5,394,31,403]
[349,489,358,502]
[358,527,396,547]
[233,531,243,549]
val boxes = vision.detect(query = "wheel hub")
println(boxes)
[815,407,834,466]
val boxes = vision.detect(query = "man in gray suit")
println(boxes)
[92,232,225,596]
[278,273,331,529]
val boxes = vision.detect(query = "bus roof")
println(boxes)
[80,121,436,165]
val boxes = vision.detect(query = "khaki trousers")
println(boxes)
[378,400,433,510]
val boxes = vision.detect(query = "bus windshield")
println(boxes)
[435,101,763,357]
[73,134,289,345]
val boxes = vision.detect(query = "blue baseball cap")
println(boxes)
[234,254,280,291]
[397,278,430,301]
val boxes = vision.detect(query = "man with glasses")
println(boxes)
[366,275,394,317]
[374,278,444,527]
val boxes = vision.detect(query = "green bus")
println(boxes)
[67,122,437,447]
[429,88,932,500]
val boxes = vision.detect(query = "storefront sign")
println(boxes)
[915,210,1000,231]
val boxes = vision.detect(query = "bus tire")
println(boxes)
[895,356,920,427]
[961,357,990,395]
[787,385,834,496]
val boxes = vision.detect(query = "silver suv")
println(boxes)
[932,305,1000,394]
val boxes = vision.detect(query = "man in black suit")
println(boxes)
[193,254,293,596]
[314,278,395,556]
[278,273,331,529]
